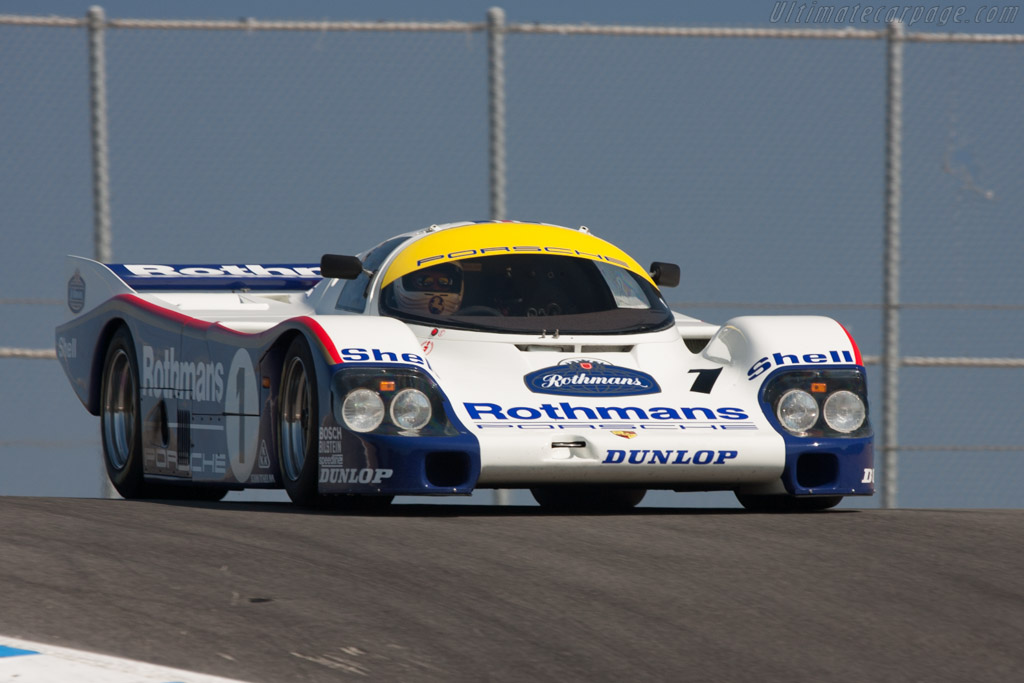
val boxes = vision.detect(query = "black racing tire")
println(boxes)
[531,486,646,512]
[100,326,147,499]
[735,493,843,512]
[278,336,320,506]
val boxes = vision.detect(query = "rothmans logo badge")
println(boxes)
[612,430,638,439]
[523,359,660,397]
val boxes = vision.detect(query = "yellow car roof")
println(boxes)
[380,222,653,287]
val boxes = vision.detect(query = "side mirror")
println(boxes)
[649,261,680,288]
[320,254,364,280]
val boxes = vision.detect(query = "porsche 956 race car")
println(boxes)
[56,221,873,511]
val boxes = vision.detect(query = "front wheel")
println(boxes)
[531,486,646,512]
[735,493,843,512]
[278,336,320,506]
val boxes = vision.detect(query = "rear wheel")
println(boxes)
[279,336,320,506]
[531,486,646,512]
[101,327,231,501]
[101,326,146,498]
[735,493,843,512]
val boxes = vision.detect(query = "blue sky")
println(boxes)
[4,0,1022,32]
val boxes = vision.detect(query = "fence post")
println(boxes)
[88,6,116,499]
[487,6,507,221]
[88,6,112,264]
[882,20,904,509]
[488,7,510,505]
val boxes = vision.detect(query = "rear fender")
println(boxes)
[56,256,137,414]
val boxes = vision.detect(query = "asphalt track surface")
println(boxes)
[0,498,1021,682]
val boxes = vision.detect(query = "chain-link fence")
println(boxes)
[1,8,1021,507]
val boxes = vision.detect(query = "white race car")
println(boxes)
[56,221,873,511]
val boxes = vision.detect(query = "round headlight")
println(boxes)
[341,388,385,433]
[823,390,866,433]
[777,389,819,434]
[390,388,432,431]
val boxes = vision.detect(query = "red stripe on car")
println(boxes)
[838,322,864,366]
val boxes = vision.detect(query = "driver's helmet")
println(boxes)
[393,262,463,316]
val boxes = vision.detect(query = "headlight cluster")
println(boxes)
[332,368,455,436]
[763,370,870,438]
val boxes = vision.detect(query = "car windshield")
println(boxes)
[379,254,674,334]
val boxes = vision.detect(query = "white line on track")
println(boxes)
[0,636,250,683]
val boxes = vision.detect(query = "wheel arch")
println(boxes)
[264,319,342,392]
[262,328,316,384]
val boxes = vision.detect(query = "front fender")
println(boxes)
[703,315,862,386]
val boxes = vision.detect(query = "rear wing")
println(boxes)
[107,263,322,291]
[63,256,324,318]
